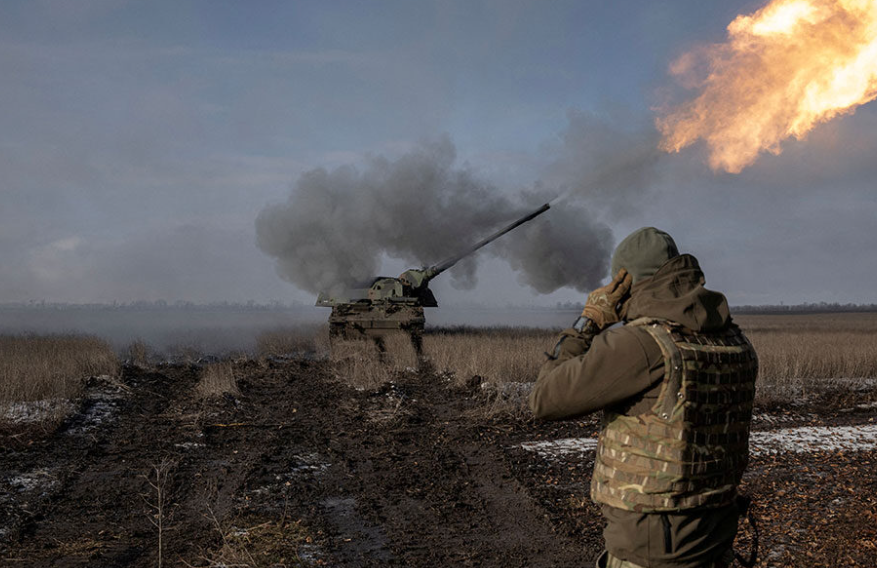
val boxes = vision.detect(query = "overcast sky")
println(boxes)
[1,0,875,308]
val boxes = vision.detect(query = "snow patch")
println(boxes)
[287,453,329,475]
[64,380,127,436]
[1,399,74,423]
[832,378,877,391]
[520,424,877,458]
[752,412,813,426]
[520,437,598,458]
[174,442,206,451]
[8,468,59,495]
[751,424,877,455]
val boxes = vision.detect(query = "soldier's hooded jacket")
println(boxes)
[529,253,757,568]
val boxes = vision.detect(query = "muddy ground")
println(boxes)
[2,360,876,567]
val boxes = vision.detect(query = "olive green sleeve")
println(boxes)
[529,326,663,420]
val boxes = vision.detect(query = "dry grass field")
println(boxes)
[0,334,119,405]
[736,313,877,379]
[318,312,877,412]
[423,327,551,386]
[255,324,329,360]
[2,312,875,411]
[736,312,877,406]
[329,333,419,389]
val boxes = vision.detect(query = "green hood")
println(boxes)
[624,254,730,333]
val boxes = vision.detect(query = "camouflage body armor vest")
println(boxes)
[591,318,758,513]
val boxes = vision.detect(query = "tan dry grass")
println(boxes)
[422,327,554,417]
[256,325,327,359]
[329,333,419,390]
[195,362,240,399]
[0,334,119,404]
[247,314,877,410]
[189,511,311,568]
[125,339,151,367]
[735,313,877,405]
[422,328,552,387]
[425,314,877,411]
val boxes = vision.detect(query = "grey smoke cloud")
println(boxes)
[256,111,659,297]
[496,204,613,294]
[542,110,663,219]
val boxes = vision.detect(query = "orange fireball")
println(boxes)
[657,0,877,173]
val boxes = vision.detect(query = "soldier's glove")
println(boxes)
[581,268,632,330]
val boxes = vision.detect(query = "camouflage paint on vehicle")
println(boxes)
[316,203,550,340]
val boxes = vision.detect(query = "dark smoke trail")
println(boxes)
[256,113,661,297]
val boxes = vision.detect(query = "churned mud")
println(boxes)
[2,360,876,567]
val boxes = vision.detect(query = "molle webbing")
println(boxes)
[591,319,758,513]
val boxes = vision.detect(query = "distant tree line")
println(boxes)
[0,300,312,312]
[2,300,876,315]
[552,301,877,315]
[732,302,877,314]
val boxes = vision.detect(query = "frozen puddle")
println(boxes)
[521,424,877,459]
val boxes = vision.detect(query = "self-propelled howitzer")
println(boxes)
[316,203,550,340]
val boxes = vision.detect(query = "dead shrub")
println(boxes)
[166,344,204,366]
[380,333,419,371]
[195,362,240,399]
[478,380,535,419]
[190,510,311,568]
[0,334,119,405]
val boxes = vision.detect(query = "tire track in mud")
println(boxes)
[2,360,597,567]
[300,375,592,567]
[1,367,211,566]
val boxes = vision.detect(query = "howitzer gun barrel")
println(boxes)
[430,202,550,275]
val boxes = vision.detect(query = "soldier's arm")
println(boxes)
[529,325,663,420]
[537,316,600,375]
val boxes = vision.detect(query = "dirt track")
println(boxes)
[2,360,876,567]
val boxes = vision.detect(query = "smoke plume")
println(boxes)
[543,111,662,217]
[257,113,661,298]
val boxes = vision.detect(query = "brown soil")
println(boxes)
[1,360,876,567]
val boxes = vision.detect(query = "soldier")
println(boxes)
[530,227,758,568]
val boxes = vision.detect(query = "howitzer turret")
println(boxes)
[316,203,550,340]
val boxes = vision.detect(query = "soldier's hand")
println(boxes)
[581,268,632,330]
